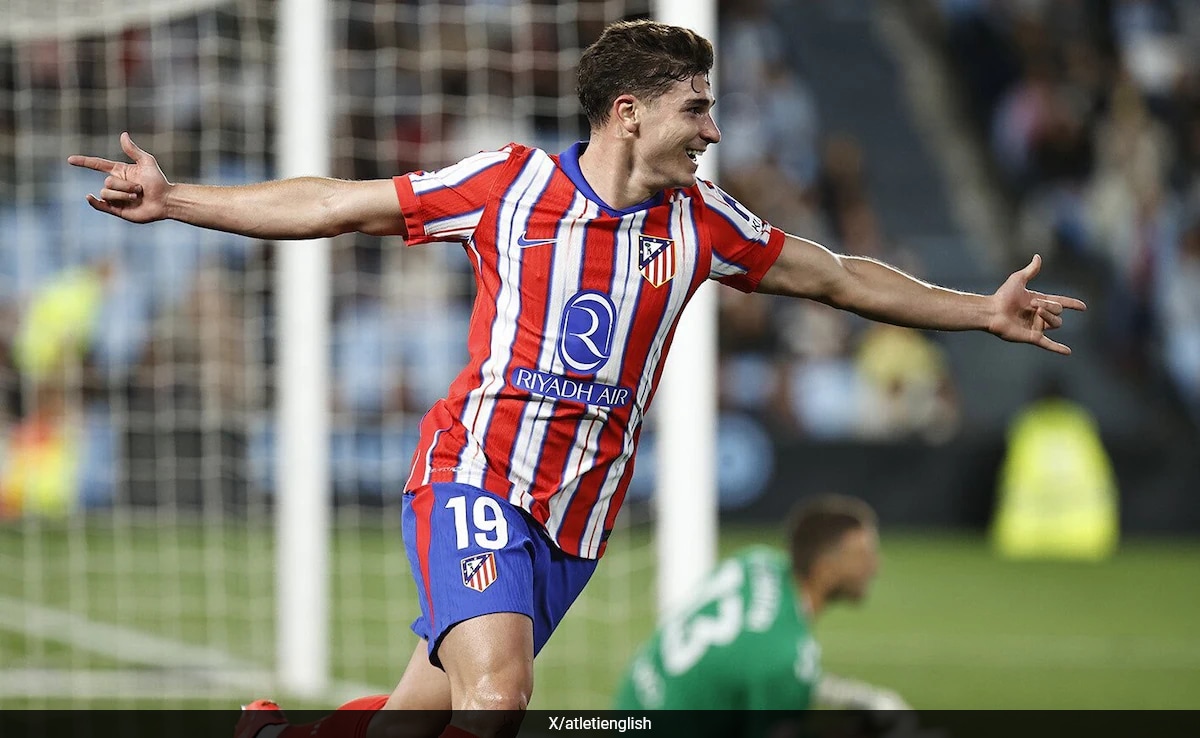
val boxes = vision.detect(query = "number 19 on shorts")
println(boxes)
[446,495,510,550]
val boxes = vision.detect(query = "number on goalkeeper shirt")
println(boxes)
[660,560,745,675]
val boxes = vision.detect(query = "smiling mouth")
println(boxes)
[686,149,704,164]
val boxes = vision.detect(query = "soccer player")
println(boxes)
[613,495,909,732]
[68,18,1084,738]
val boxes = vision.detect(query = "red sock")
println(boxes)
[276,695,388,738]
[335,695,390,711]
[438,727,480,738]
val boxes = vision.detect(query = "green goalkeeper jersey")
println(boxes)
[613,547,821,714]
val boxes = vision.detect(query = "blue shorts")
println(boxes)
[401,482,598,668]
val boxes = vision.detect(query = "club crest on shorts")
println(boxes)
[461,552,498,592]
[638,235,676,288]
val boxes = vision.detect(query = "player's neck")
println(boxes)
[798,578,824,621]
[577,135,659,210]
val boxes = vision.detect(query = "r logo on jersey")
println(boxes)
[638,235,676,288]
[461,552,497,592]
[559,290,616,373]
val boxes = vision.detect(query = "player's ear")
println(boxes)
[613,94,639,135]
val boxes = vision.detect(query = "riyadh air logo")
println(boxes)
[638,235,676,288]
[558,290,616,374]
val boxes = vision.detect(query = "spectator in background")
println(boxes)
[991,54,1070,189]
[856,323,960,443]
[992,376,1119,561]
[933,0,1200,422]
[0,384,81,519]
[3,258,114,519]
[1160,207,1200,425]
[717,290,794,433]
[816,134,870,244]
[936,0,1023,130]
[13,258,112,387]
[778,301,869,440]
[1086,73,1180,372]
[718,0,821,206]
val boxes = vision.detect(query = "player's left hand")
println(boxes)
[987,254,1087,355]
[67,132,171,224]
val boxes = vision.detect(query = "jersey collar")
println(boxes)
[557,141,665,217]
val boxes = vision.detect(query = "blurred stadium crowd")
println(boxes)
[1,0,1197,515]
[926,0,1200,422]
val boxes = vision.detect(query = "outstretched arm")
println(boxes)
[68,132,406,240]
[757,234,1087,355]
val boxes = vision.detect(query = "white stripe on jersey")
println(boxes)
[425,207,485,241]
[506,192,601,514]
[410,149,512,195]
[408,427,445,489]
[454,151,559,489]
[543,211,644,546]
[710,251,751,279]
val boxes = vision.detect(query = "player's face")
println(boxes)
[827,526,880,603]
[637,73,720,189]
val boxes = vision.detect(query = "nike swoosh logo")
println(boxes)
[517,232,557,248]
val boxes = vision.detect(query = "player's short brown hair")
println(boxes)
[787,495,878,579]
[577,20,714,129]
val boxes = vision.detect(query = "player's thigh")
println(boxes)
[384,639,451,710]
[367,640,450,738]
[437,610,534,711]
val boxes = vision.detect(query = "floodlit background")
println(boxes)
[1,0,1198,710]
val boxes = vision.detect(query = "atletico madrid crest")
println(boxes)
[461,552,498,592]
[638,235,676,288]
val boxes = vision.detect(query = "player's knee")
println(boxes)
[458,676,530,711]
[453,665,532,712]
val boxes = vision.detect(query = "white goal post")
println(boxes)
[651,0,719,618]
[275,0,333,700]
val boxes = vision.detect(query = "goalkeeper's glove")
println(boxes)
[815,674,912,711]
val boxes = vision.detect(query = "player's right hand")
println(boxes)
[67,132,170,223]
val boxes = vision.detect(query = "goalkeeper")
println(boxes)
[614,495,910,723]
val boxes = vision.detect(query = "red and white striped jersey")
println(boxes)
[393,142,784,558]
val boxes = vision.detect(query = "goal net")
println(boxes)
[0,0,655,708]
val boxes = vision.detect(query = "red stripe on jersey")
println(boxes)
[485,167,579,496]
[410,489,437,625]
[528,213,621,537]
[555,204,679,552]
[596,424,645,557]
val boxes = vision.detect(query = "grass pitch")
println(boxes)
[1,519,1197,709]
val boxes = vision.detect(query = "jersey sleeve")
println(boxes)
[392,146,516,245]
[695,180,785,293]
